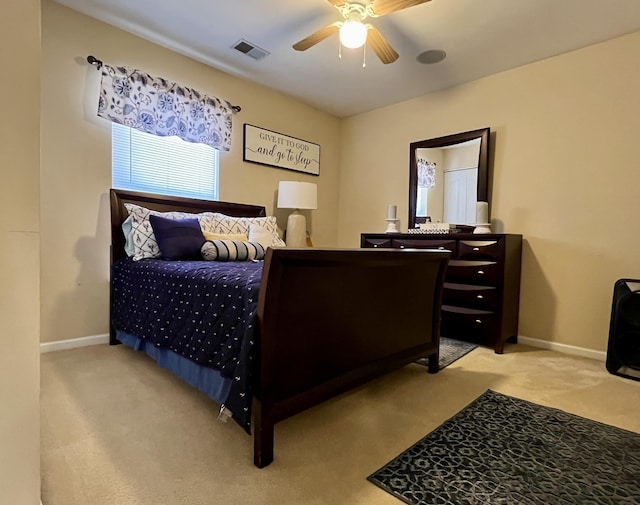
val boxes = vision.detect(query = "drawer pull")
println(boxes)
[400,245,405,249]
[475,319,482,324]
[373,244,378,248]
[473,247,480,251]
[476,295,484,299]
[477,270,485,275]
[438,246,445,250]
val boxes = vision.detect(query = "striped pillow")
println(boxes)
[201,240,266,262]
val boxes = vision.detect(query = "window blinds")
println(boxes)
[112,122,218,201]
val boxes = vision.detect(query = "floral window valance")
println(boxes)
[97,64,234,151]
[417,158,436,189]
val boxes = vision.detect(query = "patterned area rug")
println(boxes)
[415,337,478,370]
[368,390,640,505]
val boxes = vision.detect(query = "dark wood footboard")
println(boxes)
[253,247,449,467]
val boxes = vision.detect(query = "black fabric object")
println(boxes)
[368,390,640,505]
[149,214,205,260]
[607,278,640,381]
[111,258,263,432]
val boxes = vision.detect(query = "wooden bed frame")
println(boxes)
[110,188,450,467]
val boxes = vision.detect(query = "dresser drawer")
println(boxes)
[360,232,522,354]
[392,238,457,254]
[361,237,392,248]
[458,240,502,260]
[443,282,498,310]
[441,305,499,343]
[447,260,499,285]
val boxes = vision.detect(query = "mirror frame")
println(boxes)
[408,127,490,229]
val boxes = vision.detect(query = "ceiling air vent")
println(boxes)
[232,39,270,61]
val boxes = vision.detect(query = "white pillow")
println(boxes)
[248,223,285,249]
[123,203,214,261]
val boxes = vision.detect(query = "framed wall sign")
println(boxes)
[243,124,320,176]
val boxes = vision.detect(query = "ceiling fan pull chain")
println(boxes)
[338,40,343,60]
[362,40,367,68]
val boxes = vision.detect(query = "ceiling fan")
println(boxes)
[292,0,431,65]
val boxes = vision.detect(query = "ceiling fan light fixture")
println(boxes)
[339,20,368,48]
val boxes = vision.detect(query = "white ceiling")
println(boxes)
[55,0,640,118]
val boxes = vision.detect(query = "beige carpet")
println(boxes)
[41,342,640,505]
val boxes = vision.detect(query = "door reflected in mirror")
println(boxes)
[409,128,490,229]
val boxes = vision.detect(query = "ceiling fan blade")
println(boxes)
[366,26,399,64]
[326,0,347,6]
[370,0,430,16]
[293,23,341,51]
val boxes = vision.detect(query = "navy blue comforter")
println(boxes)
[111,258,264,431]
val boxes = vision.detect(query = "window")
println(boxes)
[112,122,219,200]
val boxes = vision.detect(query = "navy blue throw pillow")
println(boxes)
[149,214,205,260]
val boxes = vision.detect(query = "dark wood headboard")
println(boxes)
[110,188,267,262]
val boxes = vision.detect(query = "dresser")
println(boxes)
[361,233,522,353]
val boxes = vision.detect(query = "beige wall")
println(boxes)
[0,1,41,503]
[40,0,341,343]
[339,31,640,353]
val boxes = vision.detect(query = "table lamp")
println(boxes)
[277,181,317,247]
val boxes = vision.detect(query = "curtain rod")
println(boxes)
[86,55,242,113]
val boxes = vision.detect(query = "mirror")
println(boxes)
[409,128,490,229]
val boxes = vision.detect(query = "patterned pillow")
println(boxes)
[201,240,266,262]
[202,213,285,248]
[124,203,213,261]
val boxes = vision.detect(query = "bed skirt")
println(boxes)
[116,330,232,405]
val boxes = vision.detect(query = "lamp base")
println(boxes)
[385,219,400,234]
[473,223,492,234]
[286,211,308,248]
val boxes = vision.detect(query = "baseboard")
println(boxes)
[38,332,606,362]
[40,333,109,353]
[518,335,607,362]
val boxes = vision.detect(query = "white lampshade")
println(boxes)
[277,181,317,248]
[277,181,317,210]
